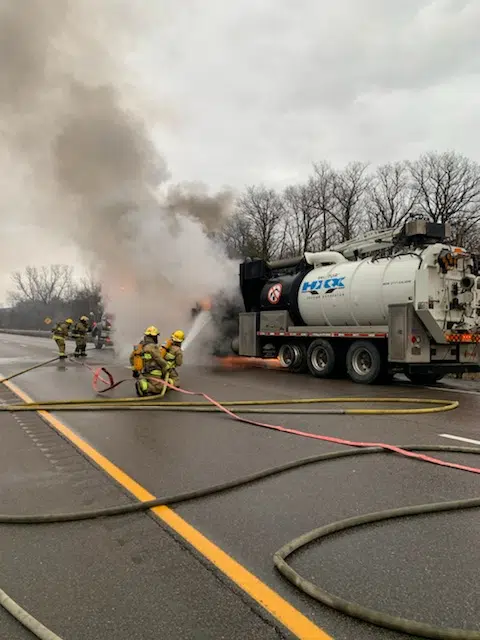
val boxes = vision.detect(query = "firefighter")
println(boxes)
[162,330,185,387]
[52,318,74,358]
[72,315,90,357]
[130,326,168,396]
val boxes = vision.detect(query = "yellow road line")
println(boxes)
[2,377,332,640]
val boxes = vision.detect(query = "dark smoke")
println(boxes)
[54,83,164,202]
[165,182,233,234]
[0,2,65,110]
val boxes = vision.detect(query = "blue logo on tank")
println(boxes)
[301,277,345,294]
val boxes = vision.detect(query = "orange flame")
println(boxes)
[200,297,212,311]
[213,356,285,371]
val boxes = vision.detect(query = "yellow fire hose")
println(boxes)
[0,353,458,414]
[0,395,459,414]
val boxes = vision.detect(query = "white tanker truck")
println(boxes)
[234,220,480,385]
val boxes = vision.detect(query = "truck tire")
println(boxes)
[346,340,385,385]
[407,373,444,386]
[231,336,239,355]
[278,342,308,373]
[307,339,336,378]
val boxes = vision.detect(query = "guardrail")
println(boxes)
[0,329,51,337]
[0,329,96,342]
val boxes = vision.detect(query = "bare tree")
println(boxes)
[217,151,480,263]
[218,212,260,259]
[453,220,480,252]
[366,161,418,229]
[77,272,102,298]
[231,185,286,260]
[8,265,74,305]
[282,181,323,255]
[71,273,104,319]
[407,151,480,240]
[310,162,337,248]
[4,265,101,330]
[330,161,371,242]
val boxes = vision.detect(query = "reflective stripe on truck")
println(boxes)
[257,331,387,338]
[258,330,480,342]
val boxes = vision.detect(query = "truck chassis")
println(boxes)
[238,304,480,385]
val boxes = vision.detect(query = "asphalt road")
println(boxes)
[0,333,479,640]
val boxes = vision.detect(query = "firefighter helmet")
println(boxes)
[171,330,185,343]
[144,326,159,337]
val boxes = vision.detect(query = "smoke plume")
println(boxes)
[0,0,237,355]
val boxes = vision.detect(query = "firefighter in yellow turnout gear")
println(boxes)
[130,326,169,397]
[52,318,74,358]
[161,330,184,387]
[72,315,90,358]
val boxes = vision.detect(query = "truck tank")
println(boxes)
[295,244,479,330]
[297,252,418,327]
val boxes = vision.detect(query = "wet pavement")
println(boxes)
[0,333,479,639]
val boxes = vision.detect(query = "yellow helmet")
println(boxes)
[144,325,159,337]
[66,318,74,324]
[80,315,89,322]
[171,330,185,343]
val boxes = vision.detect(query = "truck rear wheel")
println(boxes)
[407,373,444,386]
[278,342,308,373]
[231,336,239,354]
[346,340,385,385]
[307,339,336,378]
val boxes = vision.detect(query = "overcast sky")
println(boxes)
[1,0,480,304]
[146,0,480,188]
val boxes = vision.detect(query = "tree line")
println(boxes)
[218,151,480,261]
[0,265,103,330]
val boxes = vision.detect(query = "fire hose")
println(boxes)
[0,354,479,639]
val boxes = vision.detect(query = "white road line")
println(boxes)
[439,433,480,446]
[425,385,480,396]
[394,379,480,396]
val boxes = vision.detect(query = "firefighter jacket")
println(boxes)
[163,343,183,370]
[72,320,89,338]
[142,343,168,376]
[52,322,70,337]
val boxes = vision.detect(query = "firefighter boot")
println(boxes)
[135,378,148,397]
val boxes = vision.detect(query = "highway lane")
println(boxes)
[0,353,287,640]
[0,333,479,640]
